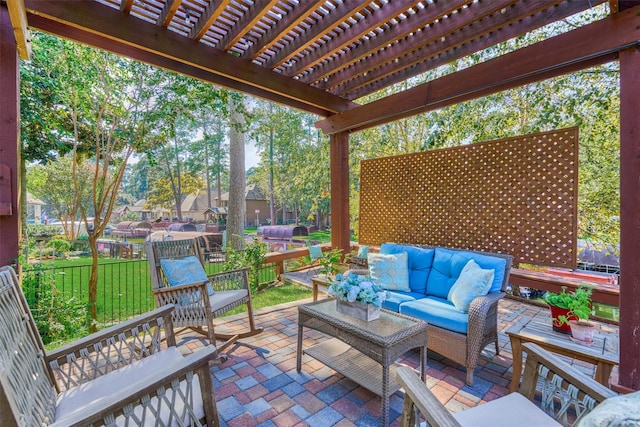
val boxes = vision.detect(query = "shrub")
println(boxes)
[46,238,72,254]
[223,237,268,291]
[21,264,89,346]
[26,224,64,238]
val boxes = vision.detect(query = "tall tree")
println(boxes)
[23,35,161,330]
[227,94,249,250]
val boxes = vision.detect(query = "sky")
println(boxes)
[246,139,260,171]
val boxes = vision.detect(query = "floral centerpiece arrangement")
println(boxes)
[328,272,387,307]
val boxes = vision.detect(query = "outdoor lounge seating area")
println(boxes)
[371,243,513,385]
[169,294,621,426]
[0,257,624,426]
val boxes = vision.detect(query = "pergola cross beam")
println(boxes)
[316,6,640,134]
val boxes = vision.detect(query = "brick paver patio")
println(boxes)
[176,296,618,427]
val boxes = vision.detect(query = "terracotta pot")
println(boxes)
[569,320,595,345]
[549,305,577,334]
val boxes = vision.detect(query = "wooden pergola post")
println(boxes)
[618,44,640,392]
[329,132,350,257]
[0,6,20,267]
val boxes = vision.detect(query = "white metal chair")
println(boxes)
[0,265,220,426]
[146,238,262,354]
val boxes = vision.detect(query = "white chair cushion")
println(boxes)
[55,347,205,426]
[453,392,562,427]
[210,289,248,312]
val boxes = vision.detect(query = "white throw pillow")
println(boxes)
[368,252,410,292]
[448,259,494,313]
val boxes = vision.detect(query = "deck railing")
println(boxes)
[21,257,280,327]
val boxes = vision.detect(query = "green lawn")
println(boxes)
[24,254,311,326]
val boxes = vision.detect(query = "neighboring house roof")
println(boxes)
[220,184,266,202]
[179,189,220,213]
[204,207,228,215]
[182,186,264,210]
[117,199,163,215]
[26,192,45,206]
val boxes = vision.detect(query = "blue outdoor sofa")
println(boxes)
[370,243,513,385]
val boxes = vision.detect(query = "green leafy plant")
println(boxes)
[46,238,72,254]
[543,284,594,325]
[223,236,268,291]
[21,263,89,346]
[318,248,343,278]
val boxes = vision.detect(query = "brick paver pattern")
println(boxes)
[176,297,618,427]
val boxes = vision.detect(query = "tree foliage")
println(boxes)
[21,32,162,330]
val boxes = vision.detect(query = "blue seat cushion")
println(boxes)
[380,243,435,294]
[381,290,423,312]
[399,296,469,334]
[426,248,507,298]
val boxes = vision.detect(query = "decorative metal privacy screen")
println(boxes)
[359,128,579,268]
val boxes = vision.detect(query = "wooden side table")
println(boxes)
[310,275,332,301]
[506,317,618,392]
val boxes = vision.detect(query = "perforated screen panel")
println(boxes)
[359,128,579,268]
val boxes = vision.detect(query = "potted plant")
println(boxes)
[543,284,595,342]
[328,272,387,321]
[318,248,344,279]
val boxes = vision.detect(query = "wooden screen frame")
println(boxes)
[359,127,579,268]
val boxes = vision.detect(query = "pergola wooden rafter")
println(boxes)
[1,0,639,390]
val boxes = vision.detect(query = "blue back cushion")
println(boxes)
[160,256,212,305]
[308,245,323,259]
[160,256,208,286]
[357,245,369,258]
[380,243,434,294]
[426,248,507,298]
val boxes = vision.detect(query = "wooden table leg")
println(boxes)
[595,362,613,387]
[509,335,523,392]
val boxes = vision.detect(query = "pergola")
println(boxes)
[1,0,639,390]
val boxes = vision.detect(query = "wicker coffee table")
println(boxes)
[297,299,428,427]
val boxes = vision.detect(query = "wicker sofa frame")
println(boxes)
[380,244,513,385]
[422,245,512,386]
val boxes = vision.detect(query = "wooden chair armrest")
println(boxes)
[46,305,177,391]
[396,366,462,427]
[519,342,617,403]
[49,345,219,427]
[46,305,175,363]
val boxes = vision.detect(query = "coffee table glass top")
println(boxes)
[299,299,426,340]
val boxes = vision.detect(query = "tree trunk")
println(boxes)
[227,96,246,250]
[88,233,99,333]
